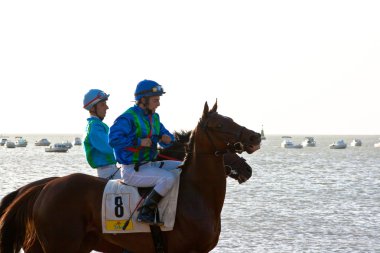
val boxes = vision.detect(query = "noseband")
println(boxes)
[201,117,245,156]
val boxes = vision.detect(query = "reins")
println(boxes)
[156,153,182,161]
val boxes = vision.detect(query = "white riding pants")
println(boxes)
[121,160,182,196]
[97,164,121,179]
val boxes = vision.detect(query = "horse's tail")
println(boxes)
[0,177,58,219]
[0,189,19,218]
[0,183,45,253]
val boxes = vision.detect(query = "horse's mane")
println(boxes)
[173,130,191,144]
[170,129,193,169]
[179,119,203,169]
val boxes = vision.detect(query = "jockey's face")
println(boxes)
[91,100,108,120]
[145,96,160,113]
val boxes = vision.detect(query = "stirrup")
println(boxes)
[137,208,164,226]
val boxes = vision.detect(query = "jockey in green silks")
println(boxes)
[109,80,181,226]
[83,89,119,179]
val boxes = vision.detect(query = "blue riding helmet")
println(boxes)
[134,80,165,100]
[83,89,110,110]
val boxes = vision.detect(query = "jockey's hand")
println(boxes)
[160,134,172,144]
[140,138,152,147]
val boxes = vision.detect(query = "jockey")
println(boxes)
[109,80,181,225]
[83,89,120,179]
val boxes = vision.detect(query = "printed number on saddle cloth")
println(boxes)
[104,193,134,231]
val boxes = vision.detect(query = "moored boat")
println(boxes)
[62,141,73,149]
[6,141,16,148]
[73,137,82,145]
[0,138,7,146]
[302,137,316,147]
[15,137,28,147]
[35,138,51,146]
[350,139,362,147]
[329,140,347,149]
[45,143,69,153]
[281,137,303,149]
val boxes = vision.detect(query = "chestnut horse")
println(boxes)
[0,131,253,253]
[0,101,260,253]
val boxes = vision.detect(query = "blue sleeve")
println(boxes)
[158,122,175,148]
[89,123,114,155]
[109,116,137,149]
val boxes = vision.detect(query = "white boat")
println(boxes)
[15,137,28,147]
[350,139,362,147]
[45,143,69,153]
[302,137,316,147]
[35,138,51,146]
[281,138,303,149]
[62,141,73,149]
[73,137,82,145]
[374,138,380,148]
[0,138,7,146]
[6,141,16,148]
[329,140,347,149]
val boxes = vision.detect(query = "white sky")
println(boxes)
[1,0,379,135]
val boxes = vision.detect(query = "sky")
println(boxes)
[1,0,379,135]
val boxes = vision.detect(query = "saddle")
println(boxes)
[101,170,181,234]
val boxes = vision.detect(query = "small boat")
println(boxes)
[374,138,380,148]
[73,137,82,145]
[350,139,362,147]
[302,137,316,147]
[15,137,28,147]
[281,137,303,149]
[260,125,266,140]
[329,140,347,149]
[0,138,7,146]
[45,143,69,153]
[35,138,51,146]
[62,141,73,149]
[6,141,16,148]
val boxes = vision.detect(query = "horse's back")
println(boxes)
[34,173,107,253]
[35,173,106,214]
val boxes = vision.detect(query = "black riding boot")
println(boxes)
[137,189,164,225]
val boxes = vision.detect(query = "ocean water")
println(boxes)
[1,134,380,253]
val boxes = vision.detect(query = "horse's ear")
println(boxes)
[202,101,209,117]
[210,99,218,113]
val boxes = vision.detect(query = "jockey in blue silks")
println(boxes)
[109,80,181,225]
[83,89,120,179]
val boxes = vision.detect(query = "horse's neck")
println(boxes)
[179,139,227,215]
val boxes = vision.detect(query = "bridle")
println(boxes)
[200,115,246,156]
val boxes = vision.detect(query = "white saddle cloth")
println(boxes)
[101,169,181,233]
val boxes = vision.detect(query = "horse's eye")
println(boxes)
[217,124,223,128]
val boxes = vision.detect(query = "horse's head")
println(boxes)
[198,101,261,155]
[224,153,252,184]
[159,130,254,184]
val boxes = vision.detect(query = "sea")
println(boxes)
[1,134,380,253]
